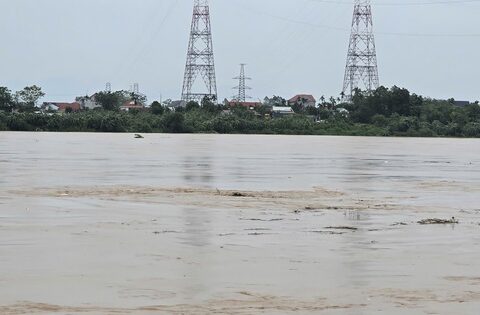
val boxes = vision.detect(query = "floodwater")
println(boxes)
[0,132,479,314]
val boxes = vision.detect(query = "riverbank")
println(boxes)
[1,109,479,137]
[2,86,480,137]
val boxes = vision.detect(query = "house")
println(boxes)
[76,95,101,110]
[120,100,145,112]
[42,103,59,112]
[42,102,81,113]
[228,101,262,109]
[453,101,470,107]
[288,94,316,108]
[272,106,295,117]
[168,100,187,111]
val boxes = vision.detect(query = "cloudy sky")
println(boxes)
[0,0,479,103]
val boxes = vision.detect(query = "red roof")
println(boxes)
[288,94,316,103]
[121,100,144,109]
[46,102,81,111]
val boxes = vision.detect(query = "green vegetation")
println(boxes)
[342,87,480,137]
[0,85,45,113]
[0,86,479,137]
[94,90,146,111]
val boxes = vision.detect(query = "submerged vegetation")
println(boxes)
[0,85,479,137]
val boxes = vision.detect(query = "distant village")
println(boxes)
[39,90,348,119]
[40,89,475,121]
[42,93,145,113]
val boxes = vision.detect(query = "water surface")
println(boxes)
[1,132,479,314]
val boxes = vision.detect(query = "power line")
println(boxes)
[111,0,179,80]
[231,1,480,37]
[306,0,480,6]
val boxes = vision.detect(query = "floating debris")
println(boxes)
[153,230,182,234]
[231,192,250,197]
[327,206,340,210]
[248,232,274,236]
[310,230,345,235]
[418,217,459,225]
[392,222,408,226]
[134,134,144,139]
[295,206,324,213]
[240,218,284,222]
[325,226,358,231]
[217,233,235,237]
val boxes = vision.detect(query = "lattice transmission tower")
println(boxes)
[133,83,140,94]
[342,0,379,100]
[232,64,251,102]
[181,0,217,103]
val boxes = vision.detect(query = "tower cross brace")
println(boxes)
[342,0,379,100]
[233,64,251,102]
[181,0,217,103]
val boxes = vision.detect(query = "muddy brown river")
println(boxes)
[1,132,479,314]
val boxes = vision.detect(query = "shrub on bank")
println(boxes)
[0,115,7,131]
[463,122,480,137]
[0,102,479,138]
[161,112,186,133]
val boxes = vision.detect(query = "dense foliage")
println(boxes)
[0,108,381,135]
[341,87,480,137]
[0,85,45,113]
[0,86,479,137]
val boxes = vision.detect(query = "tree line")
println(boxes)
[0,86,45,113]
[0,85,479,137]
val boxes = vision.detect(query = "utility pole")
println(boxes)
[181,0,217,103]
[233,64,251,102]
[342,0,379,101]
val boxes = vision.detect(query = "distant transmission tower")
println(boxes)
[233,64,251,102]
[105,82,112,93]
[181,0,217,103]
[342,0,379,100]
[133,83,139,94]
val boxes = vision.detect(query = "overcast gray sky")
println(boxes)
[0,0,479,103]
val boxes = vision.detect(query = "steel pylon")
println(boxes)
[342,0,379,100]
[232,64,251,102]
[181,0,217,103]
